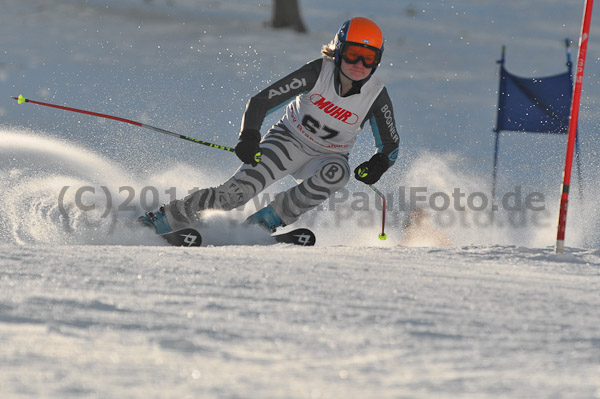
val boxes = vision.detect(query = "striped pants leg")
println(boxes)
[163,126,350,229]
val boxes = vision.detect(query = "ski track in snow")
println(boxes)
[1,244,599,399]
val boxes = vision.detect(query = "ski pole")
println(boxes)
[369,184,387,240]
[13,95,259,159]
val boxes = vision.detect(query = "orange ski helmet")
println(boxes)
[333,17,384,74]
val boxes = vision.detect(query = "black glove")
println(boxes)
[235,129,262,166]
[354,153,390,185]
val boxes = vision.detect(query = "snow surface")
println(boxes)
[1,0,600,398]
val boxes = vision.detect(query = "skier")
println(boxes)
[140,16,399,234]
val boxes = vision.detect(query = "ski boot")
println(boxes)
[245,205,285,233]
[138,206,172,234]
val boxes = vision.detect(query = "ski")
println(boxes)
[273,228,316,246]
[158,227,315,247]
[160,228,203,247]
[148,219,315,247]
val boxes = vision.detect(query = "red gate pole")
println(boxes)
[556,0,594,253]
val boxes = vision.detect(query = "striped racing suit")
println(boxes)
[164,57,399,229]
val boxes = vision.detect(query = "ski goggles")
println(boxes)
[341,43,382,68]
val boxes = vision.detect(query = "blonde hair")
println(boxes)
[321,39,335,59]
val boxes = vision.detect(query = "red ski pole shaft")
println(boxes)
[369,185,387,240]
[12,95,236,153]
